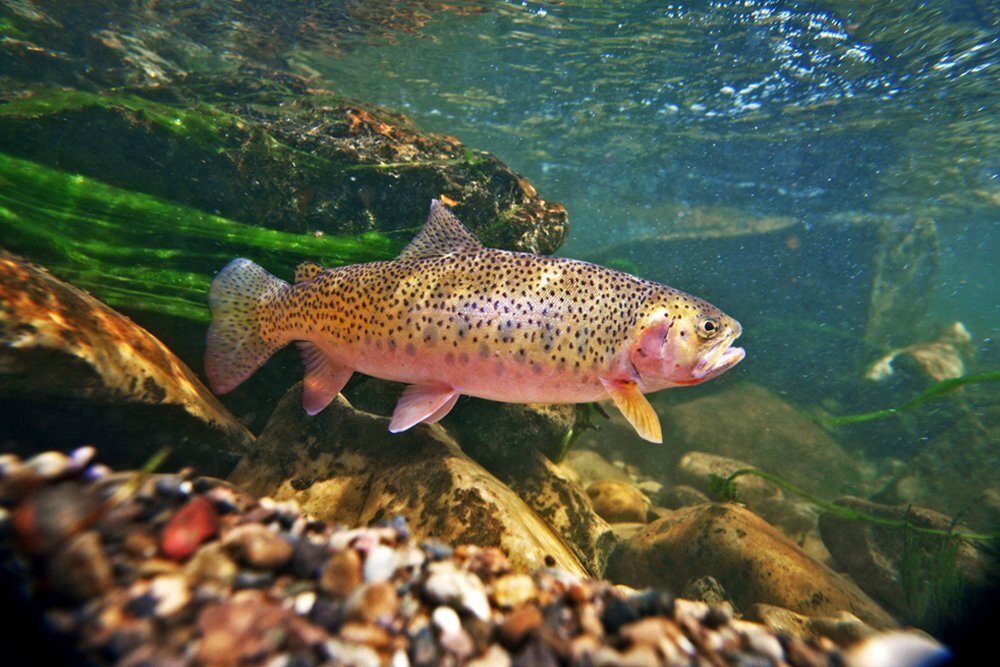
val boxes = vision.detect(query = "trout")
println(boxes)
[205,201,744,442]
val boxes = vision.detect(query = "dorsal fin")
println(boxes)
[397,199,484,260]
[294,261,325,284]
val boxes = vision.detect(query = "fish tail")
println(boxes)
[205,258,291,394]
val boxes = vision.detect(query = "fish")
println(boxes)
[205,200,744,443]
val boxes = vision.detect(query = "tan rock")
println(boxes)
[586,480,651,523]
[605,502,897,630]
[559,448,631,487]
[0,251,251,475]
[486,449,616,578]
[659,384,862,498]
[819,496,992,625]
[229,386,588,576]
[746,604,879,644]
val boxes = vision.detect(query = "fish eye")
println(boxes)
[697,316,720,339]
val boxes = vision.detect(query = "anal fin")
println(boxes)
[600,378,663,444]
[389,383,459,433]
[296,342,353,415]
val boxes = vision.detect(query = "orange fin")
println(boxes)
[389,383,459,432]
[296,342,353,415]
[397,200,484,260]
[600,378,663,444]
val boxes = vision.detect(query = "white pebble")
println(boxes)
[363,544,399,582]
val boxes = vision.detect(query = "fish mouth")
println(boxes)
[692,330,745,380]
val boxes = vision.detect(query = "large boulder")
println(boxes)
[229,387,589,577]
[657,383,863,499]
[819,496,994,630]
[0,251,251,475]
[605,502,898,630]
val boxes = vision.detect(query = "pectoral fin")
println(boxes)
[296,342,353,415]
[389,383,460,433]
[600,378,663,444]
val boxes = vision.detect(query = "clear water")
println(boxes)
[298,0,998,335]
[2,0,998,639]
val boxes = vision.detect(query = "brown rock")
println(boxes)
[819,496,992,626]
[586,480,651,523]
[320,548,363,599]
[560,449,631,487]
[50,530,114,600]
[345,581,400,625]
[745,604,879,644]
[229,388,589,576]
[660,384,863,498]
[196,593,289,664]
[0,251,252,475]
[222,523,294,569]
[490,449,615,577]
[605,503,897,630]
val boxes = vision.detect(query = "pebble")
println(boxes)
[363,543,399,582]
[432,605,475,659]
[321,548,363,598]
[184,541,238,586]
[492,573,537,608]
[586,480,651,523]
[161,496,219,561]
[223,523,294,569]
[345,581,400,625]
[0,449,868,667]
[425,561,491,621]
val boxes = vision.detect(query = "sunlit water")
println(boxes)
[293,0,997,338]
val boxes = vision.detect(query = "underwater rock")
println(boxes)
[559,448,633,488]
[0,447,930,665]
[0,251,251,475]
[745,605,880,644]
[0,81,567,256]
[863,217,940,349]
[347,382,616,577]
[586,480,652,524]
[228,385,589,576]
[605,503,898,630]
[658,383,863,499]
[480,449,616,579]
[444,400,577,469]
[818,496,993,629]
[676,451,781,506]
[865,322,971,384]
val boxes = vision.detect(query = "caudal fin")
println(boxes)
[205,258,290,394]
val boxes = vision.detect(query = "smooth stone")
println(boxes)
[818,495,992,626]
[586,480,651,523]
[0,251,252,475]
[559,449,631,487]
[50,530,114,600]
[424,561,491,621]
[229,389,589,577]
[320,548,363,599]
[605,502,898,630]
[222,523,294,569]
[491,573,538,609]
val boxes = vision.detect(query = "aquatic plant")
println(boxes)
[818,371,1000,426]
[0,152,398,322]
[709,468,998,542]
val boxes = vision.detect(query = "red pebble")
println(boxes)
[161,496,219,560]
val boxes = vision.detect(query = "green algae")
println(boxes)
[0,152,399,321]
[710,468,998,542]
[818,371,1000,426]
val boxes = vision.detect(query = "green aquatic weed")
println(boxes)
[818,371,1000,426]
[0,152,398,321]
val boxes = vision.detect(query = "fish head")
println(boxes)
[629,294,745,389]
